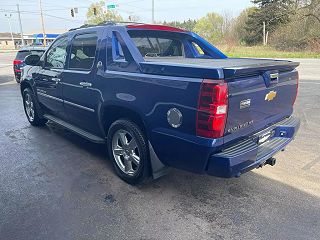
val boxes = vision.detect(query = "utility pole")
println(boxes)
[263,21,266,46]
[16,4,25,46]
[152,0,155,23]
[39,0,46,46]
[266,31,269,45]
[5,14,15,49]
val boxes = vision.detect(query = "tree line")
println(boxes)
[164,0,320,51]
[86,0,320,52]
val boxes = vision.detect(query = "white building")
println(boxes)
[0,29,67,50]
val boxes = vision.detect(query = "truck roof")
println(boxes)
[126,24,186,32]
[68,22,187,33]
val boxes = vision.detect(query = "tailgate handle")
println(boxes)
[270,73,279,82]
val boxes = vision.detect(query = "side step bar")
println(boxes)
[43,114,106,144]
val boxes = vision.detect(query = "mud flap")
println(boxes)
[148,141,169,179]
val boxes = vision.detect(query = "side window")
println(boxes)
[107,30,136,72]
[69,33,98,70]
[192,42,205,55]
[112,32,125,61]
[45,37,68,69]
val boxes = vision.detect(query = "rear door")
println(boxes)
[61,32,101,135]
[35,36,68,120]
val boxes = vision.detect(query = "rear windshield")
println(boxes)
[16,50,45,60]
[128,30,184,58]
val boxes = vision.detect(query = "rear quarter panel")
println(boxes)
[95,68,220,172]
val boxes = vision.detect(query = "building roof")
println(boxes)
[19,46,47,51]
[25,29,67,35]
[0,32,20,38]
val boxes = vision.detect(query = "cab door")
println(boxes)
[61,32,101,135]
[34,36,69,120]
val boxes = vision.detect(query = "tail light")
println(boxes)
[292,72,299,106]
[196,80,228,138]
[13,59,23,72]
[13,59,23,65]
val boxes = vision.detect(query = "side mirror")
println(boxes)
[24,54,41,66]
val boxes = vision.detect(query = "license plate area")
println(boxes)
[258,130,275,145]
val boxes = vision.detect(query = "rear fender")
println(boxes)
[98,102,168,179]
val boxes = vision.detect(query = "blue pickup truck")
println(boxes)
[21,23,300,184]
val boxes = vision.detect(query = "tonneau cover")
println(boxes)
[141,57,299,79]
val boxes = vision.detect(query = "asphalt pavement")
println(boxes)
[0,52,319,240]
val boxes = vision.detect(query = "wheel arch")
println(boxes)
[100,103,168,180]
[100,103,149,138]
[20,80,34,95]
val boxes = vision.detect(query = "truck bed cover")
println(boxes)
[142,57,299,79]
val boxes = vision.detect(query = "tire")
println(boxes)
[22,88,47,126]
[107,119,150,185]
[15,75,21,83]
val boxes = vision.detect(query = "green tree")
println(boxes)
[164,19,198,31]
[86,1,123,25]
[231,7,256,44]
[270,0,320,51]
[244,0,295,45]
[193,12,224,44]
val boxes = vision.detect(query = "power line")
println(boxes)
[4,14,14,44]
[44,14,83,23]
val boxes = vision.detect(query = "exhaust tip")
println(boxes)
[266,158,277,166]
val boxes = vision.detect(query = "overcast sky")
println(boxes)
[0,0,252,33]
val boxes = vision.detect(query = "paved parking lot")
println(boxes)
[0,52,319,240]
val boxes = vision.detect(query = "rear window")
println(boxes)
[16,50,45,60]
[127,30,223,59]
[128,31,184,58]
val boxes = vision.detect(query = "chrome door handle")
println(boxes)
[52,77,61,83]
[79,82,92,87]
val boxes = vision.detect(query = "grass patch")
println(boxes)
[217,45,320,59]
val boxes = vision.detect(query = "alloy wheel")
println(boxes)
[112,129,141,176]
[24,93,35,122]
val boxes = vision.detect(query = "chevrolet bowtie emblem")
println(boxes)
[265,91,277,101]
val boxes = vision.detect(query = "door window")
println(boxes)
[107,30,137,72]
[45,37,68,69]
[69,33,98,70]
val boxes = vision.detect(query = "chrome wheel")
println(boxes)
[24,93,35,122]
[112,129,141,176]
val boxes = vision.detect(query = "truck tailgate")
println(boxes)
[224,69,299,143]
